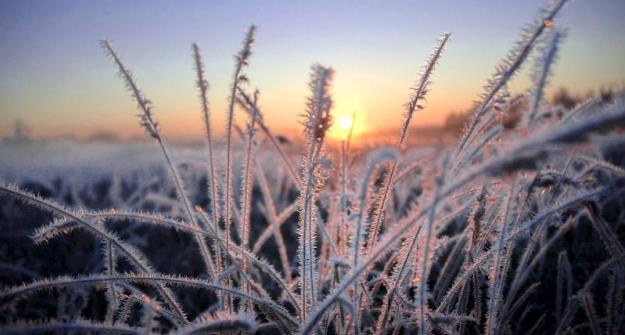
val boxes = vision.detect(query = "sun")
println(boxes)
[338,115,353,132]
[327,97,368,140]
[328,114,356,140]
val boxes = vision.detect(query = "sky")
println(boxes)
[1,0,624,141]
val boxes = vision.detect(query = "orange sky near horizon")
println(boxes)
[7,77,476,141]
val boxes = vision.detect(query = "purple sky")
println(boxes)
[1,0,624,139]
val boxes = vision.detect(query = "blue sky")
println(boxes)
[1,0,624,139]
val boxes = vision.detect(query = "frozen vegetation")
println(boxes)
[1,0,625,334]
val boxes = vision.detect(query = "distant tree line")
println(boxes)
[444,86,616,136]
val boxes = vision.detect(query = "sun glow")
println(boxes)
[338,115,353,132]
[328,96,368,141]
[329,113,357,140]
